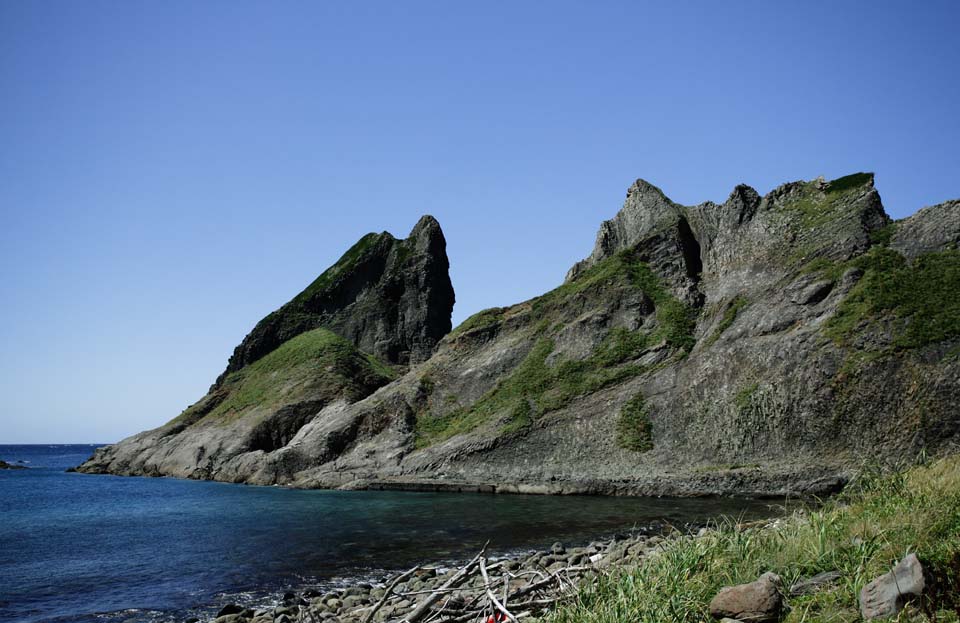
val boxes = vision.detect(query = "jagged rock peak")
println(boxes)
[567,173,883,283]
[564,178,683,282]
[219,215,455,379]
[410,214,442,238]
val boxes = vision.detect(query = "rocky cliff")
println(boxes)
[76,216,454,478]
[78,174,960,496]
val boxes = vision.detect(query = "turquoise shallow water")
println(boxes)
[0,444,779,623]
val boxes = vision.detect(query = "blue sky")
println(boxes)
[2,1,958,443]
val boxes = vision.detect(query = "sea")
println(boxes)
[0,444,781,623]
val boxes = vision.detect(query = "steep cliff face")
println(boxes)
[77,216,455,480]
[223,214,454,373]
[79,175,960,495]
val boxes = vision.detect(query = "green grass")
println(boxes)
[174,328,396,425]
[781,173,874,229]
[827,172,874,195]
[414,338,556,446]
[531,250,697,351]
[547,454,960,623]
[869,222,897,247]
[616,393,653,452]
[415,249,697,447]
[449,307,507,337]
[733,382,759,410]
[826,247,960,350]
[292,232,386,305]
[415,331,654,447]
[706,296,749,346]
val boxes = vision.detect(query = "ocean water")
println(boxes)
[0,445,780,623]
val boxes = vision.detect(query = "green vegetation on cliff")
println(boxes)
[292,233,387,305]
[174,328,396,425]
[781,173,874,228]
[548,455,960,623]
[616,393,653,452]
[449,307,506,337]
[416,250,695,447]
[826,247,960,350]
[533,249,697,351]
[706,295,749,346]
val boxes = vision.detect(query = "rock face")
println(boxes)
[859,554,928,620]
[709,572,783,623]
[77,216,455,481]
[223,214,453,372]
[78,174,960,495]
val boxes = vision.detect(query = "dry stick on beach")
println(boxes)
[479,556,518,623]
[403,544,488,623]
[362,564,422,623]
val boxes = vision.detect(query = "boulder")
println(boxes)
[859,553,927,620]
[709,572,783,623]
[216,604,245,617]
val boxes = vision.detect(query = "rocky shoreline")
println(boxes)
[201,526,693,623]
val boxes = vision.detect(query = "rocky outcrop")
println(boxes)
[223,214,454,373]
[860,554,929,620]
[77,216,454,481]
[78,174,960,496]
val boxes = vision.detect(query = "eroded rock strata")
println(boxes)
[78,174,960,496]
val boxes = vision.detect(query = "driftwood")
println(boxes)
[403,545,488,623]
[292,540,606,623]
[479,556,517,623]
[362,565,421,623]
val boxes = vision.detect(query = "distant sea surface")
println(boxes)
[0,444,779,623]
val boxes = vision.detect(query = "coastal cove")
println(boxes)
[0,445,781,623]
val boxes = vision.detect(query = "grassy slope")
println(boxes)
[415,249,694,447]
[825,247,960,351]
[172,328,396,426]
[548,455,960,623]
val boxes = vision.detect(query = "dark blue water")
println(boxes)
[0,445,778,623]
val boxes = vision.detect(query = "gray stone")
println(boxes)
[891,199,960,259]
[709,572,783,623]
[789,570,841,596]
[859,553,927,620]
[216,604,245,618]
[791,279,834,305]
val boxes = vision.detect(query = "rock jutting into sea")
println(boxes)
[77,173,960,497]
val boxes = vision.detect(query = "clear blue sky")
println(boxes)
[2,1,958,444]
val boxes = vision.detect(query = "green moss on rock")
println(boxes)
[292,232,387,306]
[175,328,396,425]
[415,249,697,447]
[706,296,749,346]
[826,247,960,350]
[450,307,506,337]
[616,393,653,452]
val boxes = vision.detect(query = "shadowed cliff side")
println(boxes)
[77,216,455,480]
